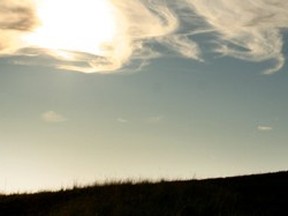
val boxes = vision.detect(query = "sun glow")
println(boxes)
[1,0,186,73]
[24,0,119,65]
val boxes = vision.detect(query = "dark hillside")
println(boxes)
[0,171,288,216]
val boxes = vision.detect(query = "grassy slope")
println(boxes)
[0,171,288,216]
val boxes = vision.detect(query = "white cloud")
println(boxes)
[1,0,288,73]
[257,125,273,131]
[0,0,200,73]
[41,111,67,123]
[188,0,288,74]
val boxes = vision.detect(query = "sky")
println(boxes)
[0,0,288,193]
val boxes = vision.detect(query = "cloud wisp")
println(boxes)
[117,118,128,124]
[0,0,288,73]
[188,0,288,74]
[41,111,67,123]
[0,0,38,54]
[257,125,273,132]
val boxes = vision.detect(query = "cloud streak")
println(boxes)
[0,0,287,73]
[117,118,128,123]
[41,111,67,123]
[188,0,288,74]
[0,0,38,54]
[257,125,273,132]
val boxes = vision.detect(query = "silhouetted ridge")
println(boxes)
[0,171,287,216]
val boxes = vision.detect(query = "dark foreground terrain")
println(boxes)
[1,171,288,216]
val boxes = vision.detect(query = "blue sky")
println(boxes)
[0,0,288,193]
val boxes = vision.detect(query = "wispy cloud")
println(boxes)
[188,0,287,74]
[0,0,287,73]
[41,111,67,123]
[0,0,38,54]
[257,125,273,132]
[117,118,128,123]
[0,1,37,31]
[146,115,164,123]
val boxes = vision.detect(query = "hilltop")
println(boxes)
[0,171,287,216]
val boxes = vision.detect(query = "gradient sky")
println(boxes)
[1,0,288,193]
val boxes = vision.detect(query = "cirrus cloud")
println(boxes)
[0,0,287,74]
[188,0,288,74]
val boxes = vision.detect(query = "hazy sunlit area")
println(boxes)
[25,0,118,59]
[0,0,288,193]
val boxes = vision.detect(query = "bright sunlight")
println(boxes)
[24,0,118,61]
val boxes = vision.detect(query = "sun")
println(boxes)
[24,0,118,60]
